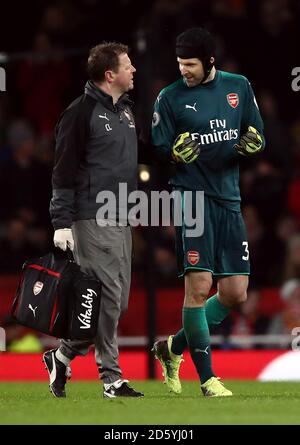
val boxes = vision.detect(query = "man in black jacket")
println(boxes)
[43,42,143,398]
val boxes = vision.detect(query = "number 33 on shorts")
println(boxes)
[242,241,249,261]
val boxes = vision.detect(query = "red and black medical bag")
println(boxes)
[11,249,101,340]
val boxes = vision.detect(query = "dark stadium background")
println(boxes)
[1,0,300,380]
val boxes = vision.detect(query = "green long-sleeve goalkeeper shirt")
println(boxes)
[151,70,265,211]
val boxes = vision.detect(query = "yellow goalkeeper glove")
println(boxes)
[172,132,201,163]
[235,126,263,156]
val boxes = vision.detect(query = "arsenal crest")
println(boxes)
[227,93,239,108]
[187,251,200,266]
[33,281,44,295]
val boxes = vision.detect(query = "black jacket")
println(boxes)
[50,81,138,229]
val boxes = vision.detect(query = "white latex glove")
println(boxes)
[53,228,74,251]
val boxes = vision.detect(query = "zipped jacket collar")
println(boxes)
[84,80,133,111]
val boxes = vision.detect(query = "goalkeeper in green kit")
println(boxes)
[151,27,265,396]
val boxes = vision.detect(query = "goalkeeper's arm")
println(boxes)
[234,126,265,156]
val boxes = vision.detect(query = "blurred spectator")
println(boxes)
[41,3,87,48]
[287,183,300,225]
[272,213,299,282]
[212,0,247,18]
[259,0,293,38]
[138,0,209,86]
[241,160,286,228]
[283,233,300,280]
[0,119,52,224]
[287,120,300,225]
[0,218,38,272]
[268,279,300,335]
[41,5,68,45]
[152,226,178,287]
[276,212,298,244]
[290,119,300,172]
[258,90,292,176]
[0,95,12,150]
[16,32,70,136]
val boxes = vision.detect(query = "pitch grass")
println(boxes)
[0,380,300,425]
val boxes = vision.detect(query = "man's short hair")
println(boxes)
[87,42,129,82]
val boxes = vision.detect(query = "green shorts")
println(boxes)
[175,193,250,277]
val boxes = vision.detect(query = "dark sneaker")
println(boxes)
[103,379,144,398]
[43,349,72,398]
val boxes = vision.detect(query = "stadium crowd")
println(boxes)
[1,0,300,346]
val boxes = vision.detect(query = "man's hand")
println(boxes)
[235,126,263,156]
[172,132,201,163]
[54,228,74,251]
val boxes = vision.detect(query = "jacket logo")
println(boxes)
[185,102,197,112]
[99,113,112,130]
[187,251,200,265]
[33,281,43,295]
[29,304,38,317]
[227,93,239,108]
[98,113,109,121]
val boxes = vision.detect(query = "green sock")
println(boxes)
[182,307,214,383]
[171,294,230,355]
[205,294,230,325]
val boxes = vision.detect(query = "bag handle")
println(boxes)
[52,246,76,263]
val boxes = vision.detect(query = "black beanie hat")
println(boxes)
[176,27,216,60]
